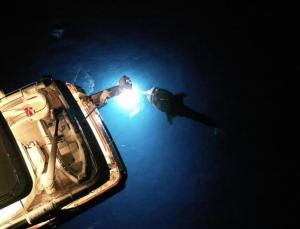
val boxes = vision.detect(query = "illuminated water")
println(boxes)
[0,5,286,228]
[20,25,224,228]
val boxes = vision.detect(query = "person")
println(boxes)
[88,75,132,108]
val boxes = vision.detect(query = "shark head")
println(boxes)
[144,87,156,103]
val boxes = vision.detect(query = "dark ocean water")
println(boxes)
[0,3,290,228]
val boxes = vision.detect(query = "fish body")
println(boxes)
[146,87,186,123]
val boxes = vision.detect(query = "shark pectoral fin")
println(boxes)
[166,113,175,124]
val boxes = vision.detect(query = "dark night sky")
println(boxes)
[0,2,294,228]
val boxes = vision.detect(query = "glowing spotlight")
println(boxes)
[116,85,142,116]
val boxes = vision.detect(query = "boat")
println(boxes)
[0,78,127,228]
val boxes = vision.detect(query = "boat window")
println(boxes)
[0,113,32,209]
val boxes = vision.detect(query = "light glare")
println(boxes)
[116,85,141,112]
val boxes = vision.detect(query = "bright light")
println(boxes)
[116,85,142,116]
[0,201,23,222]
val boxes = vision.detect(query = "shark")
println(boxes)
[145,87,216,127]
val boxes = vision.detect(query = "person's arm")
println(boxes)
[89,75,132,108]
